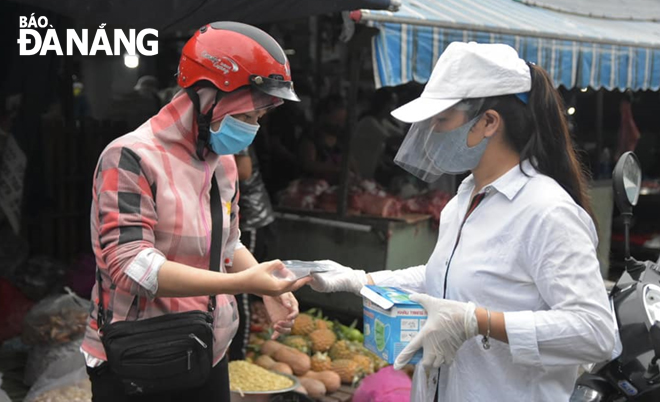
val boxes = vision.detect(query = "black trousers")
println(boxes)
[87,357,230,402]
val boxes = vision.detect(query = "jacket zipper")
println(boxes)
[187,350,192,370]
[199,163,212,254]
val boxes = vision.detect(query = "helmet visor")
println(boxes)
[250,75,300,102]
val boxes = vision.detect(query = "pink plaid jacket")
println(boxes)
[82,88,281,365]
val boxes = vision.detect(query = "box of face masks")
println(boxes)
[360,285,426,364]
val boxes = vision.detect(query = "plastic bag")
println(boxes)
[411,364,436,402]
[282,260,332,272]
[22,289,90,346]
[24,336,89,402]
[0,373,12,402]
[24,339,84,386]
[353,366,412,402]
[272,260,333,281]
[24,365,91,402]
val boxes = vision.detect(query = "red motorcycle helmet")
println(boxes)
[178,21,299,102]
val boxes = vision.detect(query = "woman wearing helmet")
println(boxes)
[82,22,307,401]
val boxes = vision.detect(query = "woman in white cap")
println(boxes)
[309,42,615,401]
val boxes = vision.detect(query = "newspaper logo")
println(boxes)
[17,14,158,56]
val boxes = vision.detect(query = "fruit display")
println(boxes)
[298,377,326,399]
[331,359,361,384]
[310,352,332,372]
[302,370,341,393]
[290,313,316,336]
[352,354,375,375]
[273,346,312,375]
[229,361,295,393]
[282,335,311,354]
[247,306,389,395]
[308,329,336,352]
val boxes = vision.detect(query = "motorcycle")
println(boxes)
[571,152,660,402]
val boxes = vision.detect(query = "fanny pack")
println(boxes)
[96,176,226,395]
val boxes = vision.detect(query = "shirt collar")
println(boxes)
[457,160,538,201]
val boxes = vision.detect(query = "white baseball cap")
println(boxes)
[391,42,532,123]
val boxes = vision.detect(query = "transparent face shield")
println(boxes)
[394,99,486,182]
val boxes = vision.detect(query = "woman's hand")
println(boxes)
[263,292,299,340]
[237,260,312,297]
[394,294,478,371]
[309,260,368,295]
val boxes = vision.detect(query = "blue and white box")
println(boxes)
[360,285,426,364]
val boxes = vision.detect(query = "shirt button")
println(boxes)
[224,258,230,264]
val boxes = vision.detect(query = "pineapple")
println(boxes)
[329,340,357,361]
[364,349,389,371]
[291,313,316,336]
[331,359,362,384]
[309,329,337,353]
[282,335,311,354]
[311,352,333,372]
[352,354,374,375]
[315,319,333,331]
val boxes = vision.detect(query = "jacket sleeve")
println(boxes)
[504,204,615,368]
[94,146,165,299]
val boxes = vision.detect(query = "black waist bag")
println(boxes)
[96,177,226,395]
[101,311,214,394]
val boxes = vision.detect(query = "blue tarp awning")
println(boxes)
[360,0,660,90]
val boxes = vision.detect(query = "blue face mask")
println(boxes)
[208,115,260,155]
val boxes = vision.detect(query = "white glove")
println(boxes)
[394,294,478,371]
[309,260,368,295]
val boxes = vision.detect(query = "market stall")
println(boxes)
[349,0,660,279]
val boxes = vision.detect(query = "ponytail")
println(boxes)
[477,64,595,221]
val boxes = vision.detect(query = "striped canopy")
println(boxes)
[361,0,660,90]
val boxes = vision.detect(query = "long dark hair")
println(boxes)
[476,63,595,220]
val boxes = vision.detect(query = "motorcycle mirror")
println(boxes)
[612,152,642,261]
[612,151,642,214]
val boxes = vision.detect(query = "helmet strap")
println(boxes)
[185,87,223,160]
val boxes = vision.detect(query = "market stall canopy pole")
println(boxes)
[9,0,400,32]
[357,0,660,90]
[338,26,379,217]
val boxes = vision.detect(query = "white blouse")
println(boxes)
[371,161,615,401]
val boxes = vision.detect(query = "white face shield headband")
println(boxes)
[394,99,488,182]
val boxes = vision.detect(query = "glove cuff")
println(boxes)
[350,270,368,295]
[464,302,479,339]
